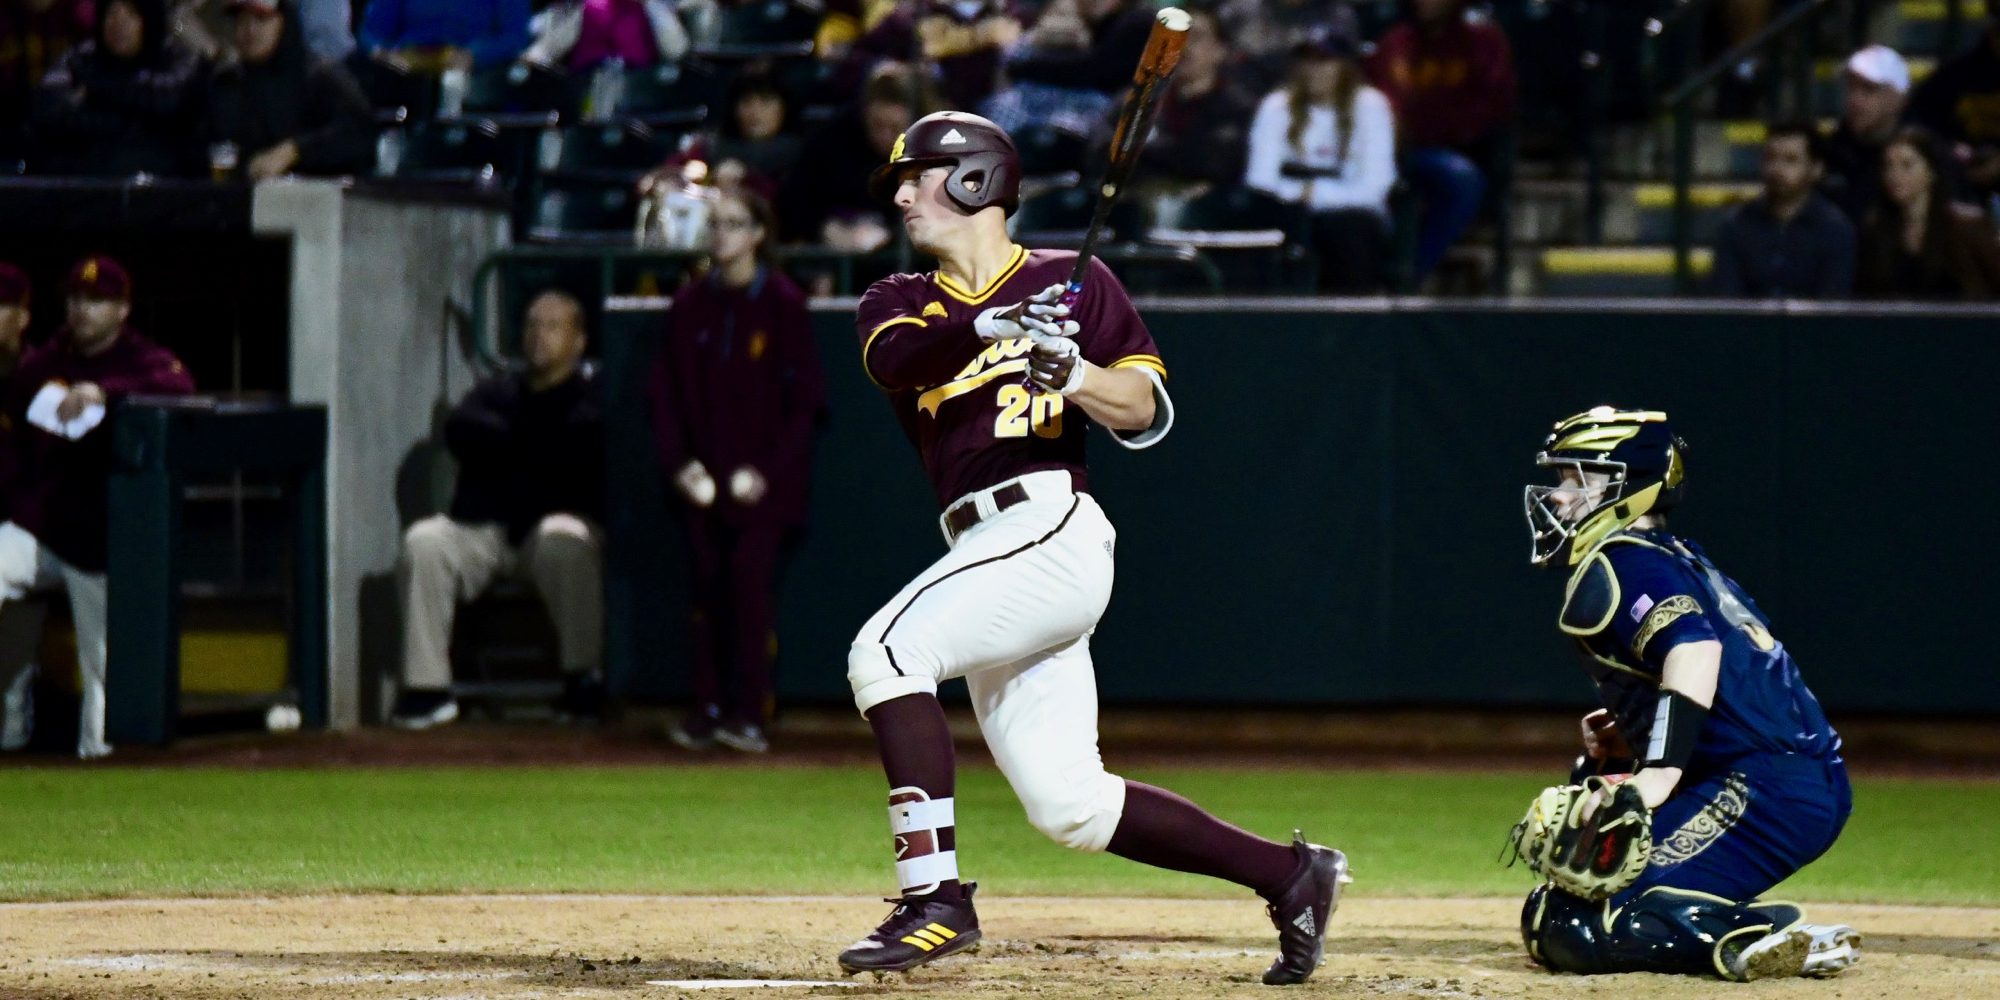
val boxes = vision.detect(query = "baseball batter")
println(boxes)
[836,111,1349,985]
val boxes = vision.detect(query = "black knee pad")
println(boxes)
[1522,883,1609,972]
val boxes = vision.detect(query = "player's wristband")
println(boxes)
[1640,687,1708,770]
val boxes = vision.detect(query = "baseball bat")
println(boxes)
[1060,6,1190,307]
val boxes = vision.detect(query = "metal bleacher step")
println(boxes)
[1512,179,1758,245]
[1892,0,1992,55]
[1534,245,1713,297]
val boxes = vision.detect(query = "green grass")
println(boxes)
[0,765,1992,905]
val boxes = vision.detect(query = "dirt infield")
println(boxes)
[1,895,1993,1000]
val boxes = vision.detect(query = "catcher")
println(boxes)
[1506,407,1859,981]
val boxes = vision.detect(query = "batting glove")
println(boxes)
[1026,329,1086,395]
[674,460,717,509]
[974,283,1070,343]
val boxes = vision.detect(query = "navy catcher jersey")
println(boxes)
[854,245,1167,508]
[1559,529,1841,772]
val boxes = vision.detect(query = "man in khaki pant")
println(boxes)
[392,289,606,729]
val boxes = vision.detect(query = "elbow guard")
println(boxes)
[1640,688,1708,770]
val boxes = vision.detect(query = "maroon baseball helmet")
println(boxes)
[867,111,1021,214]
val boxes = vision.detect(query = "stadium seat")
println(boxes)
[463,62,569,117]
[530,180,641,243]
[608,62,721,127]
[536,122,673,179]
[1150,186,1316,292]
[381,119,509,185]
[1010,187,1149,244]
[702,0,820,56]
[1015,124,1089,176]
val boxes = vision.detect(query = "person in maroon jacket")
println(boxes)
[832,111,1349,984]
[651,189,825,754]
[1366,0,1516,282]
[0,263,31,381]
[0,255,194,760]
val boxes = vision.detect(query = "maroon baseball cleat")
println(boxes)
[1261,831,1352,985]
[838,883,981,975]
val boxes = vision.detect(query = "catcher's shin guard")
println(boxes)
[1522,884,1810,980]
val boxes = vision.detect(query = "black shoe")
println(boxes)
[559,673,605,722]
[837,883,981,974]
[390,689,459,730]
[714,717,769,754]
[668,704,721,750]
[1260,831,1351,985]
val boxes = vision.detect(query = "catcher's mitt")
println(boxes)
[1505,776,1651,900]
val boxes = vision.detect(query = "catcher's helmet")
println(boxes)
[1524,406,1689,568]
[867,111,1021,214]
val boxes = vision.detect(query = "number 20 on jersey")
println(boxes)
[994,384,1062,438]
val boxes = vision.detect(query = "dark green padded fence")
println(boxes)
[602,301,2000,715]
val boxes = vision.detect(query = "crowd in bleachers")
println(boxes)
[1711,35,2000,300]
[1,0,1528,294]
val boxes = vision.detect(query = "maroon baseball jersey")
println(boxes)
[855,245,1167,508]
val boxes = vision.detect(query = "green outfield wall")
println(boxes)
[600,301,1999,715]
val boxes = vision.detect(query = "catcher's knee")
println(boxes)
[1523,884,1609,973]
[846,640,937,716]
[1019,768,1126,851]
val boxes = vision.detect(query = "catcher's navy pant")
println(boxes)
[1616,752,1851,905]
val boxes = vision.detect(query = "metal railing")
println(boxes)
[470,243,1224,365]
[1663,0,1842,290]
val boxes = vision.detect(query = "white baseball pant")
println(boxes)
[847,470,1128,852]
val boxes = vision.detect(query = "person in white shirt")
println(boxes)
[1243,25,1396,293]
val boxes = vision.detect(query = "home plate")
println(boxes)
[645,980,858,989]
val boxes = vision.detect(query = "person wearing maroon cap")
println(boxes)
[649,190,825,754]
[0,255,195,760]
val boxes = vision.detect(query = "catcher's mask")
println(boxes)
[867,110,1021,215]
[1525,407,1688,568]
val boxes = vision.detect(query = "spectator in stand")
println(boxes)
[392,289,606,730]
[1113,5,1255,190]
[0,264,30,382]
[1856,126,2000,300]
[1215,0,1355,92]
[1366,0,1516,283]
[643,69,802,205]
[32,0,204,176]
[837,0,1020,112]
[204,0,373,181]
[0,255,195,760]
[1823,45,1910,224]
[777,60,938,251]
[1909,14,2000,205]
[981,0,1151,137]
[520,0,711,74]
[652,190,824,754]
[1710,121,1855,299]
[0,0,97,163]
[1244,26,1396,293]
[357,0,531,72]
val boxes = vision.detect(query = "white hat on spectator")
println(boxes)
[1845,44,1910,94]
